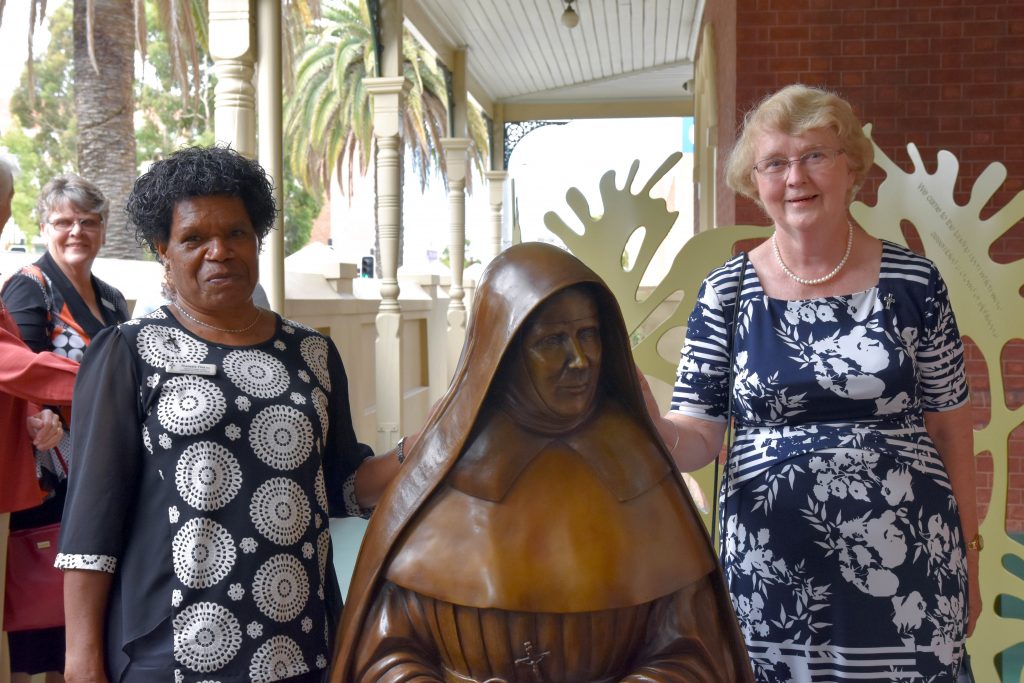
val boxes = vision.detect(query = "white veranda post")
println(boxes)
[209,0,256,159]
[364,76,409,452]
[483,170,508,265]
[441,137,471,377]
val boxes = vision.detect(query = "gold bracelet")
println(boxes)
[967,533,984,552]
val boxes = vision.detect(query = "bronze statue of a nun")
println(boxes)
[331,242,753,683]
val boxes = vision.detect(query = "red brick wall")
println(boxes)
[720,0,1024,532]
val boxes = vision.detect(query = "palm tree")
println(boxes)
[3,0,212,259]
[286,0,489,272]
[74,0,140,258]
[285,0,450,199]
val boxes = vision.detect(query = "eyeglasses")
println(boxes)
[753,148,845,177]
[46,216,104,232]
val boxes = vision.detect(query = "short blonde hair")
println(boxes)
[36,174,110,225]
[726,84,874,209]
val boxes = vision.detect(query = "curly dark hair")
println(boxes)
[127,146,277,253]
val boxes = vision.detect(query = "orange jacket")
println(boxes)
[0,306,78,513]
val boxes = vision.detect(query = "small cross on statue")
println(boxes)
[514,640,550,682]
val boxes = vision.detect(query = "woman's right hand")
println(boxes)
[63,653,109,683]
[635,364,729,472]
[636,366,673,438]
[64,569,115,683]
[27,408,63,450]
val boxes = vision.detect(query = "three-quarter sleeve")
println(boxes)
[918,266,969,412]
[324,338,374,518]
[1,273,52,353]
[670,277,731,421]
[56,326,143,573]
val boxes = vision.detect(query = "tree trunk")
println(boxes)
[74,0,140,259]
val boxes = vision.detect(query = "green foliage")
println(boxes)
[283,165,322,256]
[285,0,450,199]
[135,0,215,162]
[285,0,383,197]
[2,3,77,235]
[440,242,481,270]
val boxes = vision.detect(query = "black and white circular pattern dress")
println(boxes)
[57,308,372,683]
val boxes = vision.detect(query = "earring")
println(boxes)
[161,262,178,303]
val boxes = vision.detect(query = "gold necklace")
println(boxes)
[173,302,262,334]
[773,222,854,286]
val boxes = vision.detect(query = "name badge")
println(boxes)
[166,362,218,376]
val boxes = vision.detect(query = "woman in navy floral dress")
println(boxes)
[645,85,980,682]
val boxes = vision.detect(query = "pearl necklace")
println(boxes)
[772,222,854,286]
[173,301,262,334]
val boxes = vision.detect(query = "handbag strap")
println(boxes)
[15,264,58,340]
[712,252,748,554]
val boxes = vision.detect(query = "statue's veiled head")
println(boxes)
[445,242,644,438]
[496,285,605,433]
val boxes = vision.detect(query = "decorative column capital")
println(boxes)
[209,0,255,61]
[440,137,472,152]
[364,76,411,137]
[363,75,410,96]
[484,170,508,202]
[441,137,472,185]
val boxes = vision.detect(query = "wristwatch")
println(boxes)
[967,533,984,552]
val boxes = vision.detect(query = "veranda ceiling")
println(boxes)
[404,0,701,119]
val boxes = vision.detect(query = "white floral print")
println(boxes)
[676,245,970,682]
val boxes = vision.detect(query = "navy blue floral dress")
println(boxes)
[671,241,969,682]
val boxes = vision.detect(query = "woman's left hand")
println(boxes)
[27,408,63,450]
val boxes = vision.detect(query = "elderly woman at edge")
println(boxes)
[645,84,979,681]
[57,146,399,683]
[0,157,73,514]
[2,174,129,680]
[1,158,75,525]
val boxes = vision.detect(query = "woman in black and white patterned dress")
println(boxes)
[57,147,400,683]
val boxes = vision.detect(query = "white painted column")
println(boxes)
[440,137,471,376]
[256,0,284,313]
[364,76,409,452]
[209,0,256,158]
[483,170,508,264]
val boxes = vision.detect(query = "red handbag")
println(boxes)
[4,522,65,631]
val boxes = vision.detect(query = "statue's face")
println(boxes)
[522,287,602,420]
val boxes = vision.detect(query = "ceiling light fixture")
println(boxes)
[561,0,580,29]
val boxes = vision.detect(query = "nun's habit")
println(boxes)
[331,242,752,683]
